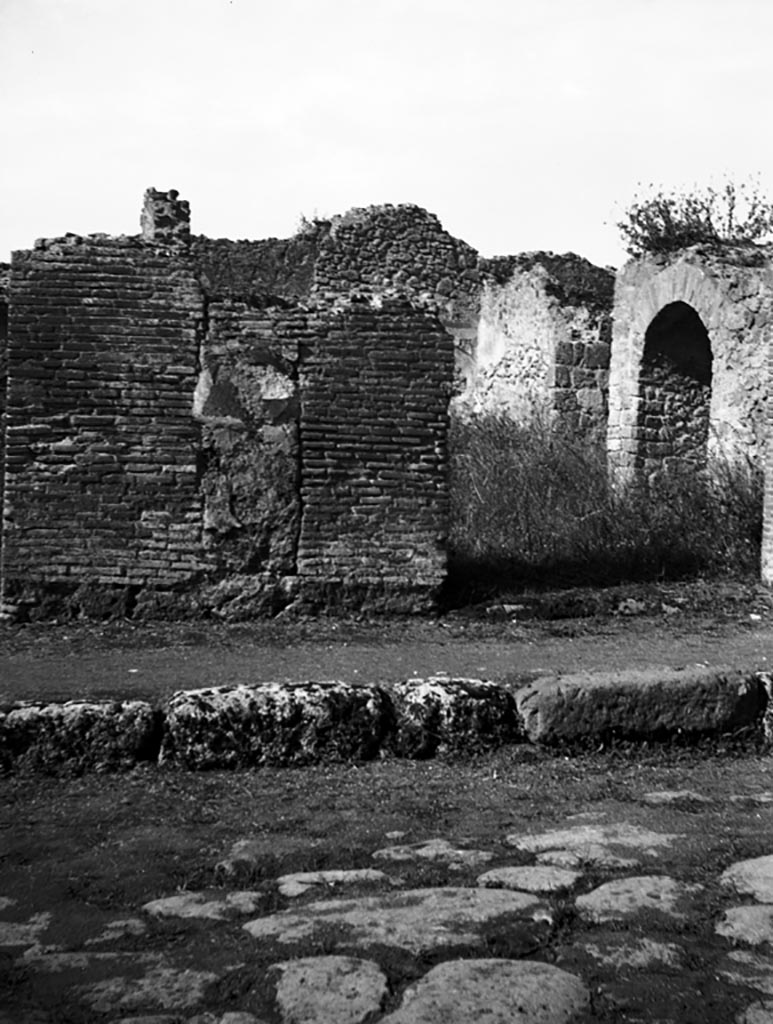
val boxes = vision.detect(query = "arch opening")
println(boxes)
[636,301,712,474]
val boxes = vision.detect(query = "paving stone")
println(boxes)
[722,855,773,902]
[79,965,219,1013]
[720,950,773,995]
[515,667,764,745]
[160,681,393,769]
[389,677,520,757]
[142,891,263,920]
[86,918,147,945]
[737,1001,773,1024]
[372,837,493,868]
[579,937,683,968]
[277,869,389,898]
[717,905,773,944]
[575,875,701,922]
[0,911,52,948]
[642,789,712,806]
[507,822,680,868]
[243,887,550,956]
[269,955,388,1024]
[477,865,581,893]
[378,958,589,1023]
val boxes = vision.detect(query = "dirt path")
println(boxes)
[2,611,772,705]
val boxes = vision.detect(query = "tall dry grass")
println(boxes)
[448,412,762,596]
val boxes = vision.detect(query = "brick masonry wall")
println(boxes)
[1,236,206,611]
[297,296,454,599]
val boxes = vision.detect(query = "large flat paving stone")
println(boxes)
[0,700,159,772]
[160,681,393,768]
[378,959,589,1023]
[268,955,388,1024]
[276,870,389,898]
[372,837,493,868]
[507,822,680,868]
[576,875,702,922]
[477,865,581,893]
[721,855,773,902]
[142,891,264,920]
[717,906,773,945]
[243,887,550,956]
[389,677,520,757]
[515,667,763,745]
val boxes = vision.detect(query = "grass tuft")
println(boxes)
[447,412,763,600]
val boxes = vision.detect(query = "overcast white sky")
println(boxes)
[2,0,772,268]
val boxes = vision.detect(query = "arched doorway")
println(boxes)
[636,301,712,475]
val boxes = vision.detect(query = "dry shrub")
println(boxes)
[448,412,762,594]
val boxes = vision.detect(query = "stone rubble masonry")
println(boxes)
[608,244,773,480]
[456,252,614,434]
[0,234,207,616]
[1,669,769,774]
[140,187,191,244]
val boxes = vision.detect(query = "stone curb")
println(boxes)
[0,667,768,773]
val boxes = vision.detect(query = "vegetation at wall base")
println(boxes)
[446,412,762,605]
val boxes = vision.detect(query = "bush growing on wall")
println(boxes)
[616,178,773,258]
[448,412,762,596]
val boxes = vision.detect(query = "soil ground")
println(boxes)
[4,578,773,1022]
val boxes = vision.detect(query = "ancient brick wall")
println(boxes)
[297,296,454,605]
[454,253,613,432]
[1,236,206,615]
[608,247,773,479]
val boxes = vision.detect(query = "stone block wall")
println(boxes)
[608,246,773,479]
[0,235,206,615]
[454,253,613,433]
[297,296,453,603]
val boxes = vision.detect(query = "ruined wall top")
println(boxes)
[140,187,191,244]
[482,251,614,313]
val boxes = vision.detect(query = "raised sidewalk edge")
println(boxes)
[1,667,770,772]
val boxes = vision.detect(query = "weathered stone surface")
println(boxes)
[269,955,388,1024]
[378,958,589,1023]
[159,681,393,768]
[276,870,388,898]
[243,887,549,956]
[142,891,263,921]
[576,875,701,922]
[642,789,713,806]
[0,700,159,772]
[372,837,493,868]
[719,949,773,995]
[717,905,773,945]
[579,936,683,968]
[477,865,581,893]
[78,964,218,1013]
[0,911,51,948]
[737,1001,773,1024]
[515,667,762,745]
[721,855,773,902]
[507,822,679,869]
[389,677,520,757]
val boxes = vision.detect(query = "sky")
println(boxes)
[2,0,773,269]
